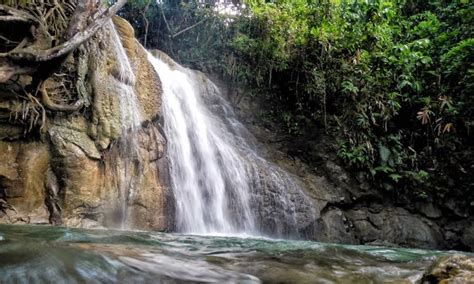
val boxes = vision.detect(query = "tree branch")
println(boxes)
[159,4,172,36]
[0,5,38,24]
[0,0,127,62]
[141,0,151,47]
[171,17,208,38]
[66,0,95,38]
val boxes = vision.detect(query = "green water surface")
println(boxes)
[0,224,456,283]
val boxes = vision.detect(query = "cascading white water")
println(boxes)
[148,52,315,236]
[109,21,142,130]
[109,20,142,228]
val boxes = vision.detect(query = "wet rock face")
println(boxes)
[284,145,462,250]
[345,207,444,249]
[301,155,471,250]
[0,17,170,231]
[422,254,474,283]
[462,224,474,251]
[249,164,317,238]
[0,142,50,224]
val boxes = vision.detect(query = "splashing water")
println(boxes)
[109,20,142,228]
[147,51,315,236]
[0,224,448,284]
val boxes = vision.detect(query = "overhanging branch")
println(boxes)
[0,0,127,62]
[0,0,128,83]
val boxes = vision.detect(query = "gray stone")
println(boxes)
[345,207,444,249]
[462,223,474,251]
[445,198,469,218]
[315,208,357,244]
[418,202,442,219]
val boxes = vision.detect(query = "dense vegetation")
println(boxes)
[122,0,473,207]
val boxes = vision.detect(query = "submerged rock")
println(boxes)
[422,254,474,283]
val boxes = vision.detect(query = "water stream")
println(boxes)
[147,52,315,236]
[109,20,143,229]
[0,224,448,283]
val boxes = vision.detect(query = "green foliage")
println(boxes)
[122,0,473,203]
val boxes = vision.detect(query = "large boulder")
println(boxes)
[422,254,474,283]
[346,207,444,249]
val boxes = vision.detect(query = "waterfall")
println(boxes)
[109,20,142,130]
[109,20,142,229]
[148,52,315,237]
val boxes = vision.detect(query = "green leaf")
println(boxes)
[378,144,391,163]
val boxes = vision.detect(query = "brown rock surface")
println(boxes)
[422,254,474,283]
[0,141,50,224]
[0,17,170,231]
[113,16,162,122]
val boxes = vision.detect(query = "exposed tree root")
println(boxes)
[40,79,83,112]
[0,63,35,83]
[0,0,127,132]
[0,0,127,86]
[0,4,38,24]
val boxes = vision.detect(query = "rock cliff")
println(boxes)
[0,17,172,230]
